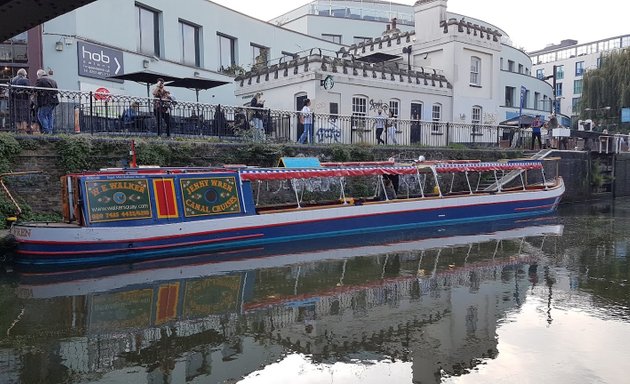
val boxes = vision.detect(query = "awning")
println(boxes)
[355,52,401,63]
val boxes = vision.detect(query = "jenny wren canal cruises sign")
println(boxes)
[77,41,124,83]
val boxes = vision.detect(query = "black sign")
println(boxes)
[77,41,124,82]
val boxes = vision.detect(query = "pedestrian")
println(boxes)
[152,78,173,136]
[10,68,31,134]
[531,115,543,150]
[298,98,313,144]
[374,109,386,144]
[250,92,265,141]
[34,69,59,134]
[387,110,398,145]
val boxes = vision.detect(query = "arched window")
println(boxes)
[432,103,442,132]
[352,95,368,130]
[470,56,481,86]
[472,105,482,124]
[389,99,400,117]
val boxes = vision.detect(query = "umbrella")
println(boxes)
[108,70,181,97]
[166,77,230,102]
[499,114,539,127]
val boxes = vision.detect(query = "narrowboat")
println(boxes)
[9,157,564,269]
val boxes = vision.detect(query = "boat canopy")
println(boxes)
[239,161,544,181]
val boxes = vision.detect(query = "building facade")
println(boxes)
[530,35,630,126]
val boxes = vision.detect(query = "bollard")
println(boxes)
[74,106,81,133]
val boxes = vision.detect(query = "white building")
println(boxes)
[530,35,630,126]
[36,0,342,105]
[36,0,554,126]
[240,0,552,127]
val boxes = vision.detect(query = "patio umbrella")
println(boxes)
[108,70,181,97]
[166,76,230,102]
[499,114,539,127]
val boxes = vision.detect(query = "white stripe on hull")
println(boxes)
[13,182,564,243]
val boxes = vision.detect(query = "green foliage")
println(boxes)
[134,140,172,166]
[55,135,93,173]
[234,143,282,167]
[581,49,630,131]
[323,145,351,162]
[0,133,21,173]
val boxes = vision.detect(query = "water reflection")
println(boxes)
[0,205,628,384]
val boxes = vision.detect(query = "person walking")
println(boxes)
[374,109,386,144]
[34,69,59,134]
[298,98,313,144]
[10,68,30,133]
[387,110,398,145]
[152,78,173,136]
[250,92,266,141]
[531,115,543,150]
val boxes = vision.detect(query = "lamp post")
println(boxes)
[402,46,412,71]
[543,65,558,115]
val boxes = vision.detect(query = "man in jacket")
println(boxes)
[35,69,59,134]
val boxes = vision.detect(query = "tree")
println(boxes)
[581,49,630,131]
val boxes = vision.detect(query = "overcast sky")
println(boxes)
[211,0,629,52]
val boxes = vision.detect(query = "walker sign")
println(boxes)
[77,41,124,83]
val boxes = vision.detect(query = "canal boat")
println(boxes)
[9,157,564,269]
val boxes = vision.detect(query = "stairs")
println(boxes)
[482,149,554,191]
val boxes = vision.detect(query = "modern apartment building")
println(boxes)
[529,35,630,126]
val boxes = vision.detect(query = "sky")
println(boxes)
[211,0,629,52]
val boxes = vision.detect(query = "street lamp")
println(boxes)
[543,65,558,115]
[402,45,412,71]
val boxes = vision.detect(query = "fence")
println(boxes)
[0,83,530,148]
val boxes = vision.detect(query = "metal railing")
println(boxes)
[0,83,532,148]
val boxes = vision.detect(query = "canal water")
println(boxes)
[0,200,629,384]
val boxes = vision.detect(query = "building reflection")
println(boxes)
[1,221,562,383]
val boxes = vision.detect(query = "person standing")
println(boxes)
[152,78,173,136]
[250,92,265,141]
[374,109,386,144]
[298,98,313,144]
[10,68,30,133]
[34,69,59,134]
[387,111,398,145]
[531,115,543,150]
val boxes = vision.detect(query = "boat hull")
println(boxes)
[11,181,564,269]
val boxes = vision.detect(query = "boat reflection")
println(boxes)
[1,217,562,384]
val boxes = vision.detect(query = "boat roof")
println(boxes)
[71,160,544,181]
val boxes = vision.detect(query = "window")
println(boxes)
[575,61,584,76]
[251,43,269,66]
[522,90,530,109]
[507,60,514,72]
[470,56,481,86]
[218,33,236,70]
[572,97,581,114]
[505,86,515,107]
[389,99,400,117]
[536,69,544,79]
[534,92,540,110]
[574,79,583,94]
[555,82,563,97]
[431,104,441,132]
[136,5,160,56]
[555,65,564,80]
[472,106,482,124]
[180,21,200,66]
[352,96,368,130]
[322,34,342,44]
[518,63,524,74]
